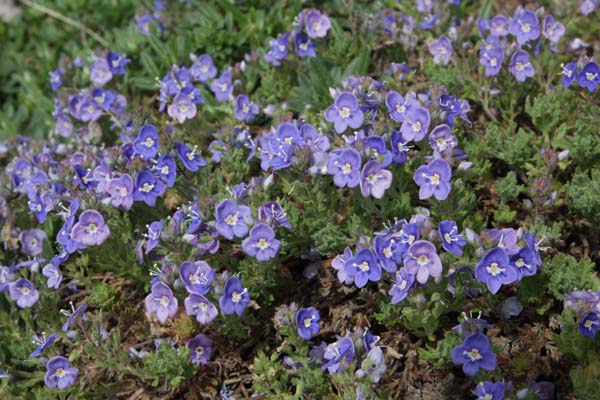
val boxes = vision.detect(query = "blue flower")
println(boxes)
[439,220,466,255]
[133,124,159,160]
[324,93,364,134]
[177,143,207,172]
[295,307,320,340]
[451,333,497,376]
[344,248,382,288]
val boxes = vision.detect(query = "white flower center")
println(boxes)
[464,348,482,361]
[159,296,170,307]
[232,292,242,303]
[586,72,598,81]
[342,163,352,175]
[225,213,239,226]
[340,107,351,118]
[55,368,67,378]
[257,238,269,250]
[359,261,370,272]
[87,223,98,234]
[486,262,504,276]
[395,104,405,114]
[141,182,154,193]
[144,137,155,148]
[522,23,531,33]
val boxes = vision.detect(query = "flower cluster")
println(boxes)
[564,289,600,338]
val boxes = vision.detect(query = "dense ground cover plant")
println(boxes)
[0,0,599,398]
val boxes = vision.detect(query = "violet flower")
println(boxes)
[389,268,415,304]
[561,62,577,88]
[451,332,497,376]
[257,201,292,229]
[331,247,355,285]
[234,95,259,123]
[439,220,466,256]
[107,51,129,75]
[187,334,213,365]
[324,93,364,134]
[509,50,535,82]
[577,62,600,92]
[322,336,355,374]
[20,228,46,257]
[413,159,452,200]
[44,356,78,389]
[144,281,178,323]
[9,278,39,308]
[295,32,316,57]
[156,155,177,187]
[90,58,113,86]
[190,54,217,83]
[360,160,393,199]
[42,263,62,289]
[30,332,58,358]
[475,247,517,294]
[133,124,159,160]
[328,148,362,188]
[542,15,565,44]
[428,36,452,65]
[215,199,253,240]
[168,94,197,123]
[509,10,540,45]
[489,14,509,37]
[241,223,281,262]
[132,170,166,207]
[475,381,505,400]
[400,106,430,141]
[50,69,62,91]
[304,9,331,38]
[580,312,600,338]
[344,248,382,288]
[210,68,233,102]
[106,174,134,210]
[429,124,458,155]
[403,240,442,284]
[295,307,320,340]
[185,293,218,325]
[70,210,110,246]
[180,261,215,295]
[61,302,88,332]
[177,143,207,172]
[385,90,414,122]
[219,277,250,316]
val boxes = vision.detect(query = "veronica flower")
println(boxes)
[542,15,565,44]
[136,14,162,35]
[385,91,414,122]
[219,277,250,316]
[389,268,415,304]
[132,170,166,207]
[106,174,134,210]
[488,228,520,255]
[580,312,600,338]
[429,124,458,155]
[60,302,88,332]
[257,201,292,229]
[295,32,316,57]
[327,148,361,188]
[324,93,364,134]
[488,14,509,37]
[373,236,400,273]
[20,228,46,257]
[322,337,355,374]
[331,247,355,285]
[475,381,505,400]
[360,160,393,199]
[523,232,543,267]
[155,155,176,187]
[295,307,320,340]
[416,0,434,13]
[509,10,540,45]
[510,247,537,280]
[403,240,442,284]
[106,51,129,75]
[132,124,159,160]
[439,220,466,255]
[451,332,496,376]
[0,266,10,292]
[90,58,113,86]
[69,95,102,122]
[215,199,253,240]
[44,356,78,389]
[391,130,410,164]
[577,62,600,92]
[190,54,217,83]
[9,278,39,308]
[187,334,213,365]
[475,247,517,294]
[304,9,331,38]
[70,210,110,246]
[581,0,599,15]
[480,45,504,77]
[364,136,392,167]
[144,220,163,253]
[145,281,178,323]
[390,222,419,257]
[168,94,197,123]
[400,107,430,141]
[509,50,535,82]
[265,32,290,66]
[356,346,387,383]
[344,248,382,288]
[30,332,58,358]
[210,69,233,102]
[241,223,281,262]
[177,143,207,172]
[42,263,62,289]
[50,69,62,91]
[428,36,452,65]
[413,159,452,200]
[185,293,218,324]
[561,62,577,88]
[180,261,215,295]
[234,95,259,123]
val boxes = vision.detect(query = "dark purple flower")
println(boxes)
[241,223,281,262]
[155,155,176,187]
[106,51,129,75]
[542,15,565,44]
[215,199,253,240]
[328,148,362,188]
[50,69,62,91]
[44,356,78,389]
[144,281,178,323]
[234,95,259,123]
[90,58,113,86]
[324,93,364,134]
[344,248,382,288]
[257,201,292,229]
[428,36,452,65]
[133,124,159,160]
[70,210,110,246]
[475,247,517,294]
[30,332,58,358]
[20,228,46,257]
[210,69,233,102]
[180,261,215,295]
[304,9,331,38]
[360,160,393,199]
[177,143,207,172]
[580,312,600,338]
[489,14,509,37]
[385,91,414,122]
[185,293,218,325]
[295,307,320,340]
[187,334,213,365]
[439,220,466,256]
[413,159,452,200]
[400,107,430,141]
[132,170,166,207]
[9,278,39,308]
[322,336,355,374]
[168,94,197,123]
[509,50,535,82]
[295,32,316,57]
[451,332,497,376]
[577,62,600,92]
[190,54,217,83]
[561,62,577,88]
[509,10,540,45]
[43,263,62,289]
[389,267,415,304]
[403,240,442,284]
[106,174,134,210]
[391,130,410,164]
[475,381,505,400]
[219,277,250,316]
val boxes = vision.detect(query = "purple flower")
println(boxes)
[168,94,197,123]
[177,143,207,172]
[186,334,213,365]
[106,51,129,75]
[328,148,362,188]
[385,91,414,122]
[451,333,497,376]
[324,93,364,134]
[344,248,382,288]
[489,14,509,37]
[106,174,134,210]
[509,50,535,82]
[403,240,442,284]
[50,69,62,91]
[542,15,565,44]
[295,307,320,340]
[429,124,458,155]
[360,160,393,199]
[389,268,415,304]
[234,95,259,123]
[257,201,292,229]
[185,294,218,325]
[215,199,253,240]
[364,136,392,167]
[133,124,160,160]
[416,0,434,13]
[373,235,401,273]
[90,58,113,86]
[43,263,62,289]
[0,266,10,292]
[332,247,355,285]
[133,170,166,207]
[428,36,452,65]
[391,130,410,164]
[475,247,517,294]
[20,228,46,257]
[509,10,540,45]
[30,332,58,358]
[210,69,233,102]
[180,261,215,295]
[524,232,542,268]
[155,155,176,187]
[561,62,577,88]
[480,43,504,77]
[69,95,102,122]
[190,54,217,83]
[400,107,430,141]
[9,278,39,308]
[136,14,162,35]
[70,210,110,246]
[144,281,178,323]
[144,220,163,253]
[241,223,281,262]
[265,32,290,66]
[577,62,600,92]
[322,336,355,374]
[60,302,88,332]
[439,220,466,256]
[510,247,537,280]
[475,381,505,400]
[295,32,316,57]
[219,277,250,316]
[304,10,331,38]
[413,159,452,200]
[580,312,600,338]
[581,0,598,15]
[44,356,78,389]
